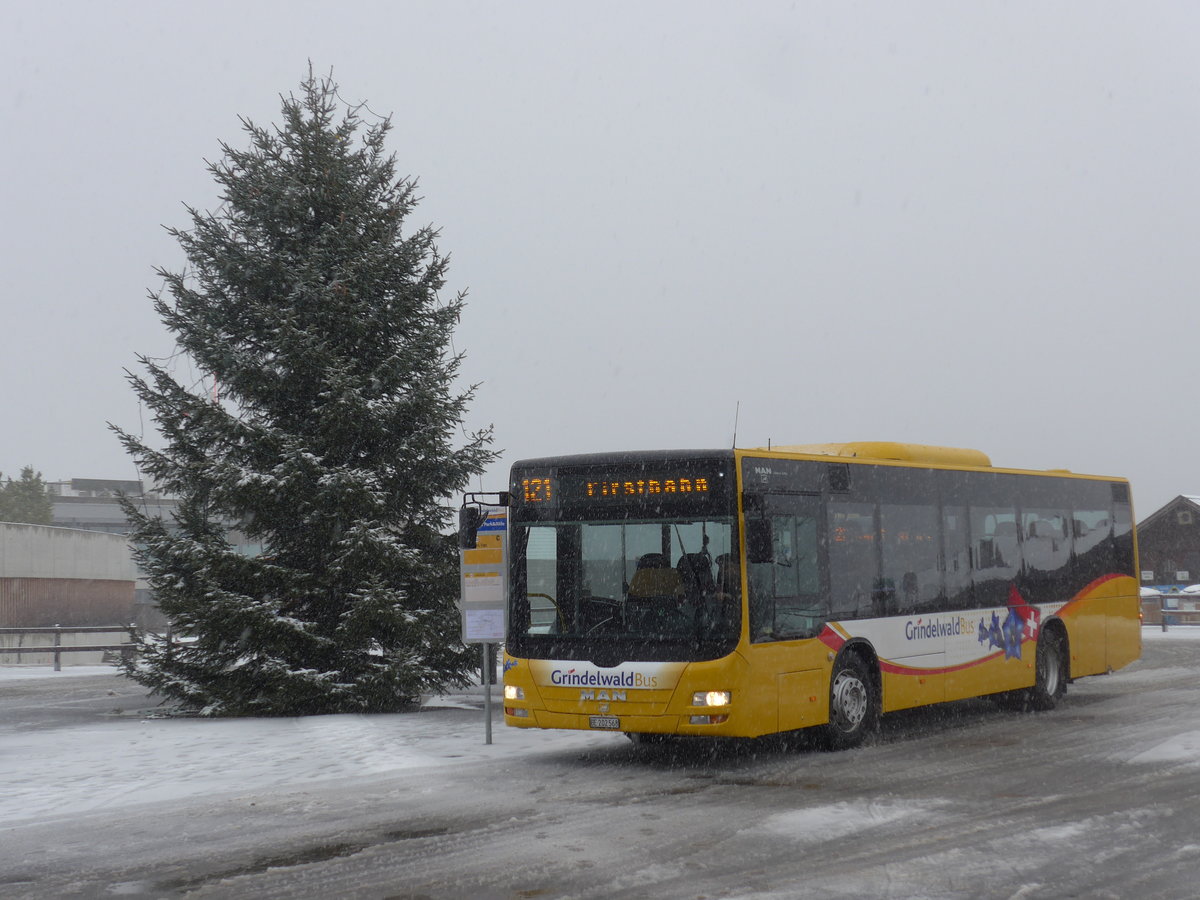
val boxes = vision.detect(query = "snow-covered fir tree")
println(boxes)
[113,72,495,716]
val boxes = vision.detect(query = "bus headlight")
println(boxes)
[692,691,731,707]
[504,685,524,701]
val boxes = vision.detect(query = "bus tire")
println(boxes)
[821,652,879,750]
[1028,627,1067,711]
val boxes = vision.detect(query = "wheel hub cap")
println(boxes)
[831,672,867,731]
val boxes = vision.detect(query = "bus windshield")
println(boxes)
[509,516,741,664]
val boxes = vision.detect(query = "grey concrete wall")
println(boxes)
[0,524,137,627]
[0,523,135,581]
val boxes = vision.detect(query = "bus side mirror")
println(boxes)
[459,507,485,549]
[746,518,774,564]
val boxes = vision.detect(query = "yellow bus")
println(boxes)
[497,443,1141,748]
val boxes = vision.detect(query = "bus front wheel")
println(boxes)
[821,653,879,750]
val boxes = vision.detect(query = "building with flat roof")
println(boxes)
[44,478,259,629]
[0,522,136,627]
[49,478,178,535]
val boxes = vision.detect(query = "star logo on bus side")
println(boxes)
[978,612,1004,652]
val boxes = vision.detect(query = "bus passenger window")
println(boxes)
[1113,491,1134,574]
[879,502,940,615]
[1021,509,1071,602]
[828,502,878,619]
[971,505,1018,608]
[943,506,973,610]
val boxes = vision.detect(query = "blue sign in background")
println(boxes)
[477,513,507,533]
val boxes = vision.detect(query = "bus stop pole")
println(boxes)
[483,641,493,745]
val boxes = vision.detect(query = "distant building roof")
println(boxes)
[1138,495,1200,531]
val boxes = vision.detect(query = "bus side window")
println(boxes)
[1073,480,1118,585]
[943,506,973,610]
[879,502,941,615]
[971,505,1019,608]
[1112,488,1134,575]
[828,501,878,619]
[1021,509,1071,602]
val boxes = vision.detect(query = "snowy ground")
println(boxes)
[0,667,602,831]
[2,628,1199,899]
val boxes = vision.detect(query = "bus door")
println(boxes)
[745,492,828,731]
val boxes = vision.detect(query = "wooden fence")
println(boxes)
[0,625,134,670]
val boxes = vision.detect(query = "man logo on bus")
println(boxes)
[580,690,626,702]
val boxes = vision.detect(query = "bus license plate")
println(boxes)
[589,715,620,730]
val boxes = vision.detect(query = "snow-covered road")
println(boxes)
[3,629,1199,899]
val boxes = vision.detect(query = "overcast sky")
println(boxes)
[2,1,1197,517]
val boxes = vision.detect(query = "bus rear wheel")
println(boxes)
[821,653,878,750]
[1028,628,1067,711]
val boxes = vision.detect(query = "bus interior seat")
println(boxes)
[1024,520,1052,566]
[636,553,668,569]
[628,555,681,598]
[1033,519,1064,539]
[993,521,1018,539]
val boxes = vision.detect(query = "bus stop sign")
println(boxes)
[459,507,507,643]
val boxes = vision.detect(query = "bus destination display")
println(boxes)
[583,476,709,498]
[517,468,725,507]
